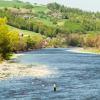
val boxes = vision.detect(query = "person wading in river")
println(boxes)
[53,84,57,92]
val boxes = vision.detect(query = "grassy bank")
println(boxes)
[69,47,100,54]
[80,48,100,54]
[9,53,24,59]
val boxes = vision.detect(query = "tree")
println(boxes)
[0,18,20,59]
[26,35,35,50]
[8,30,20,51]
[0,18,11,59]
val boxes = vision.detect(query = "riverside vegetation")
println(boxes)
[0,0,100,60]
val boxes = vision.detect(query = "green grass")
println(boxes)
[0,0,28,8]
[87,31,100,34]
[57,19,67,26]
[32,5,50,13]
[0,1,50,13]
[8,25,39,36]
[81,48,100,54]
[64,20,83,32]
[36,18,55,26]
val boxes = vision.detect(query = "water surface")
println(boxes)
[0,48,100,100]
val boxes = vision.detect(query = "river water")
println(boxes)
[0,48,100,100]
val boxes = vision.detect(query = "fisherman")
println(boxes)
[53,84,57,92]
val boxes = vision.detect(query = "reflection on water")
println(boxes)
[0,48,100,100]
[26,65,58,78]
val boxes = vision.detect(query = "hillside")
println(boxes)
[0,1,100,34]
[8,25,40,36]
[0,1,100,48]
[0,0,32,8]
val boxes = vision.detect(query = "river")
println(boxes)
[0,48,100,100]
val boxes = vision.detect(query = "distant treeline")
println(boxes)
[47,3,100,32]
[0,3,100,37]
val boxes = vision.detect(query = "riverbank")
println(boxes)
[10,53,24,59]
[0,62,53,80]
[68,47,100,54]
[10,48,42,59]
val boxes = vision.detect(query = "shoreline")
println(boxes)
[0,47,100,80]
[0,62,53,80]
[11,47,100,60]
[10,48,42,59]
[68,47,100,54]
[10,53,25,59]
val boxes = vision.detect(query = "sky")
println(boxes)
[21,0,100,12]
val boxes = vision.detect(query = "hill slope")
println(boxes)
[0,0,31,8]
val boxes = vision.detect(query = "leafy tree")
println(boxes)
[8,30,20,51]
[0,18,11,59]
[26,35,35,50]
[0,18,20,59]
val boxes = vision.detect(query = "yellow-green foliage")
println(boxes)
[0,18,8,34]
[83,34,100,48]
[0,17,44,59]
[32,34,43,45]
[0,18,20,59]
[0,17,7,25]
[0,18,10,59]
[8,30,20,51]
[65,34,83,46]
[47,37,63,48]
[24,34,44,49]
[65,33,100,49]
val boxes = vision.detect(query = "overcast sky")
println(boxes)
[21,0,100,12]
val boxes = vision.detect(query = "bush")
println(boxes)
[83,34,100,48]
[66,34,83,47]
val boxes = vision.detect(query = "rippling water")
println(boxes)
[1,48,100,100]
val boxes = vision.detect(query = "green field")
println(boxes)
[1,0,100,35]
[32,5,50,13]
[37,18,55,26]
[64,21,83,32]
[0,0,28,8]
[0,0,50,13]
[8,25,39,36]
